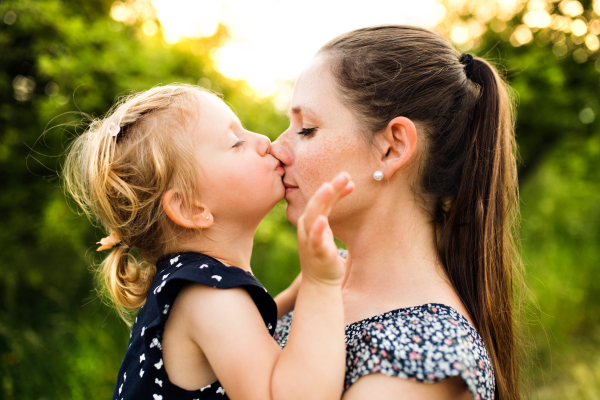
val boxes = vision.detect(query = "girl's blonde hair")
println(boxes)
[64,84,207,322]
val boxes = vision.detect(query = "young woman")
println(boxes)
[272,25,522,400]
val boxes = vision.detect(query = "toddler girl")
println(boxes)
[63,84,354,400]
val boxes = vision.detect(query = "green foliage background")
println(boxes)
[1,0,599,399]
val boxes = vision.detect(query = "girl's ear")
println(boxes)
[162,189,212,229]
[377,116,418,179]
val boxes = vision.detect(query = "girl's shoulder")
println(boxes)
[147,252,277,334]
[344,304,495,400]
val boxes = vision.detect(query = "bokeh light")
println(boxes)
[142,20,158,36]
[560,0,584,17]
[571,19,587,36]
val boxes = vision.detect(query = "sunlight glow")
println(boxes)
[150,0,446,101]
[152,0,223,44]
[120,0,600,102]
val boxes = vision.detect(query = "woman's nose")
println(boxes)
[271,133,293,166]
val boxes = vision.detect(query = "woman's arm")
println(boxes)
[274,272,301,319]
[275,252,346,319]
[343,374,471,400]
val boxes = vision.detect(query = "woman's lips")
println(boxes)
[283,180,298,195]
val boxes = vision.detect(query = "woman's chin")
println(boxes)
[284,202,301,226]
[284,187,298,196]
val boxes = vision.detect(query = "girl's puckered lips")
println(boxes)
[275,160,285,174]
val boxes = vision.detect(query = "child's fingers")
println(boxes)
[330,180,355,208]
[320,173,353,217]
[308,215,330,255]
[302,182,335,236]
[302,173,351,234]
[342,180,355,197]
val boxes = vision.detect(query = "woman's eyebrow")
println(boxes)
[289,105,319,122]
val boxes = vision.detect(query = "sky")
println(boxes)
[150,0,447,106]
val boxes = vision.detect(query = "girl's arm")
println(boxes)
[172,173,353,400]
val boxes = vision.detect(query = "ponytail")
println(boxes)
[438,57,521,400]
[319,26,523,399]
[101,244,156,322]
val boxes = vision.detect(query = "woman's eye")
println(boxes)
[297,127,318,136]
[232,140,245,148]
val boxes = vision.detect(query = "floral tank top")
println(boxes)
[275,304,495,400]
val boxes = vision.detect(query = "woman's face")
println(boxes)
[271,56,380,226]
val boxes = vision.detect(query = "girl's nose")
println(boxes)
[256,133,271,156]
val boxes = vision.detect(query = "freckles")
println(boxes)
[297,145,332,189]
[296,132,358,192]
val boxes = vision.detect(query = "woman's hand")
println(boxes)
[296,172,354,287]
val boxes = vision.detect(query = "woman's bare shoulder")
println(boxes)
[343,373,471,400]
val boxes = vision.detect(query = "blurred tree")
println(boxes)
[439,0,600,181]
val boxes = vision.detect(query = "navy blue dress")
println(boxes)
[112,252,277,400]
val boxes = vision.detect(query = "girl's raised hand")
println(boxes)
[297,172,354,286]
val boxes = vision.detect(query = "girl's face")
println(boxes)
[191,92,285,225]
[271,56,381,226]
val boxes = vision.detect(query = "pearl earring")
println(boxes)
[373,170,384,181]
[205,215,209,220]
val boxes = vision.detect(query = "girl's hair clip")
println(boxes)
[97,230,122,251]
[108,122,121,137]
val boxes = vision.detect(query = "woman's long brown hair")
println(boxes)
[320,25,522,399]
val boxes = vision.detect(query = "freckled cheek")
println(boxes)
[295,143,342,197]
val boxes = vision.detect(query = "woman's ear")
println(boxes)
[377,116,418,179]
[162,189,212,229]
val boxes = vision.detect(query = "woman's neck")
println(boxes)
[337,194,460,325]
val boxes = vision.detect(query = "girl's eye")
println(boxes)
[297,127,318,136]
[232,140,245,148]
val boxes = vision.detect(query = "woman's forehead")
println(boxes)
[290,59,350,123]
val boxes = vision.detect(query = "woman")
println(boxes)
[271,25,522,400]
